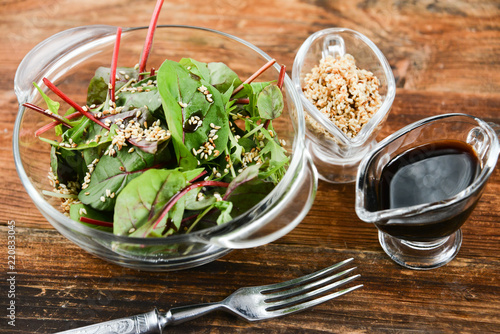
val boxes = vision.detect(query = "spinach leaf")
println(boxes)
[256,85,284,120]
[33,82,60,115]
[33,82,69,135]
[70,203,113,232]
[157,59,229,167]
[207,62,242,94]
[116,76,163,117]
[113,169,193,237]
[233,82,271,117]
[50,145,86,184]
[225,178,275,217]
[179,58,211,82]
[61,116,92,145]
[78,142,172,211]
[213,201,233,225]
[87,67,139,105]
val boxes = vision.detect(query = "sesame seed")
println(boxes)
[100,196,106,202]
[128,147,135,153]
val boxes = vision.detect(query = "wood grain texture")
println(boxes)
[1,0,499,333]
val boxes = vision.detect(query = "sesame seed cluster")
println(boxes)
[47,168,81,214]
[302,54,382,139]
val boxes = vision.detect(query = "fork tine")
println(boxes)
[264,267,357,302]
[266,283,363,317]
[259,258,355,293]
[265,274,361,311]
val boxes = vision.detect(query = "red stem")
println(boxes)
[23,103,73,128]
[150,180,229,233]
[232,59,276,96]
[34,111,82,136]
[277,64,286,89]
[231,98,249,104]
[80,217,114,228]
[43,78,110,130]
[189,170,207,183]
[138,0,165,80]
[109,27,122,103]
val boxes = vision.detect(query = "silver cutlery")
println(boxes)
[56,258,362,333]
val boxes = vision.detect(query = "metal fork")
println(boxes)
[57,258,362,334]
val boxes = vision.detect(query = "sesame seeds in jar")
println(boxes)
[302,54,382,139]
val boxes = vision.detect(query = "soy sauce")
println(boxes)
[374,140,481,241]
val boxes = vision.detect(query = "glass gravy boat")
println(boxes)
[355,113,499,270]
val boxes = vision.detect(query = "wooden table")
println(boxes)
[1,1,499,333]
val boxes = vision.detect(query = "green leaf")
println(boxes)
[87,67,139,105]
[257,85,284,120]
[207,62,242,94]
[113,169,190,237]
[70,203,113,232]
[115,76,163,117]
[225,178,275,217]
[213,200,233,225]
[33,82,60,115]
[78,143,172,211]
[233,82,272,118]
[179,58,211,82]
[50,145,86,184]
[157,59,229,167]
[33,82,68,135]
[61,116,92,145]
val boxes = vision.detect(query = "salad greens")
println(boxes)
[30,54,289,238]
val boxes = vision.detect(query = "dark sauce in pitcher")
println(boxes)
[374,140,481,241]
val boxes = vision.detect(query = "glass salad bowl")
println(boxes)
[13,25,317,271]
[293,28,396,183]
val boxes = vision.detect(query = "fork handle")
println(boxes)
[55,303,225,333]
[55,308,165,333]
[165,302,224,326]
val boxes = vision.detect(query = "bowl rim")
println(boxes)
[292,27,396,148]
[354,113,500,223]
[13,24,307,246]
